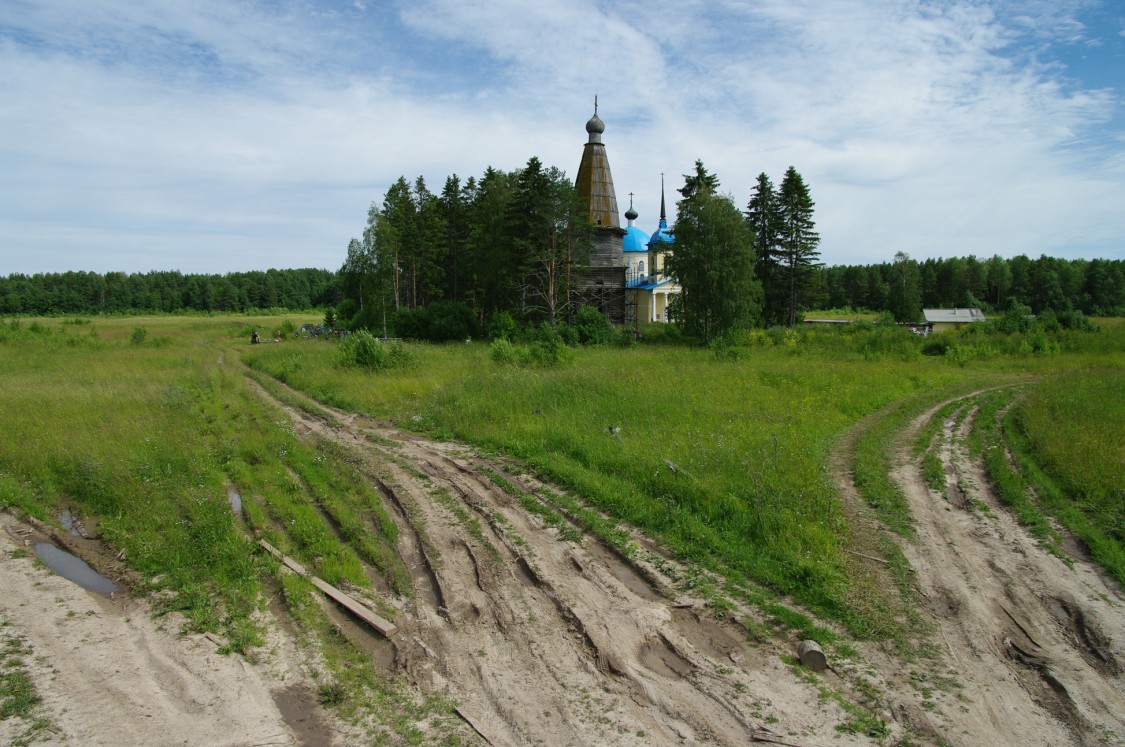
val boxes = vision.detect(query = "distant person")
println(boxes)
[251,330,260,344]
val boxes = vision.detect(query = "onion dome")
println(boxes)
[574,96,620,228]
[623,194,649,253]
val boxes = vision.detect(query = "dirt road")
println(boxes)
[876,393,1124,746]
[3,381,1122,746]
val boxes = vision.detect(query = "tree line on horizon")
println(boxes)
[0,268,338,316]
[3,254,1119,323]
[2,179,1121,324]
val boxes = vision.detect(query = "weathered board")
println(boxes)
[259,539,397,638]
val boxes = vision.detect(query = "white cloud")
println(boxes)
[0,0,1121,274]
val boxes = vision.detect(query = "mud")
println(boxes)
[248,377,880,746]
[877,390,1125,747]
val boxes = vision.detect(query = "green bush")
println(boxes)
[573,305,614,345]
[489,338,525,366]
[393,300,479,342]
[489,311,519,341]
[489,325,573,367]
[131,326,148,345]
[335,331,414,370]
[528,324,573,366]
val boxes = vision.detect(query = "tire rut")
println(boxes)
[865,387,1125,747]
[245,376,874,746]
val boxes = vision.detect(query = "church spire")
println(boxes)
[575,99,619,228]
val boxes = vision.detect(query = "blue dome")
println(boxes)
[648,217,673,248]
[623,225,650,253]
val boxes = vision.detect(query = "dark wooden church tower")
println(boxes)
[573,99,627,323]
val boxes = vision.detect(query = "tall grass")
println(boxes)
[1007,368,1125,583]
[5,315,1120,648]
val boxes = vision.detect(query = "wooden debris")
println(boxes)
[258,540,397,638]
[797,639,827,672]
[751,730,827,747]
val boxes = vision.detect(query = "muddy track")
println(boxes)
[247,378,884,746]
[836,388,1125,747]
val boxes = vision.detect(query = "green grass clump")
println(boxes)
[0,618,55,745]
[1005,368,1125,583]
[921,451,945,494]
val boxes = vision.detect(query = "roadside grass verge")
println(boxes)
[1005,368,1125,584]
[0,316,405,651]
[969,389,1066,559]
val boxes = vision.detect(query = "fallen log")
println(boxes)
[258,539,397,638]
[797,639,827,672]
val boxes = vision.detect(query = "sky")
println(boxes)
[2,0,1123,275]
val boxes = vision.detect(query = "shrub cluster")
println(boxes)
[392,300,480,342]
[335,330,414,370]
[489,324,574,367]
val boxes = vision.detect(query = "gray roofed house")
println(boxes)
[923,308,986,330]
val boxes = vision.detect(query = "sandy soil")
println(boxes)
[3,381,1122,746]
[877,393,1125,746]
[0,514,336,747]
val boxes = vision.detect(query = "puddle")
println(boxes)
[227,488,243,517]
[58,509,88,538]
[35,543,118,594]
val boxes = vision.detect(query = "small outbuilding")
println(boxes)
[923,308,986,332]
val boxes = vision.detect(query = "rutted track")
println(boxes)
[248,377,877,746]
[837,389,1125,747]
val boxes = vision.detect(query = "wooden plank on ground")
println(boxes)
[259,539,397,638]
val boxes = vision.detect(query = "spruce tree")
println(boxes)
[777,166,821,327]
[745,172,785,324]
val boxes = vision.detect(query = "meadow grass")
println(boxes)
[0,314,404,649]
[1006,368,1125,583]
[3,314,1121,651]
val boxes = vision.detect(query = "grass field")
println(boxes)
[3,313,1122,647]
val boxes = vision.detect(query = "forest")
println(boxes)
[2,154,1122,326]
[4,253,1120,325]
[0,268,338,316]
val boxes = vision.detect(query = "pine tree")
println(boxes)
[888,251,922,322]
[508,157,591,326]
[777,166,821,327]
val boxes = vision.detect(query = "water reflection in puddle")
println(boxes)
[35,543,118,594]
[57,509,88,538]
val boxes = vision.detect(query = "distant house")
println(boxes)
[923,308,986,332]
